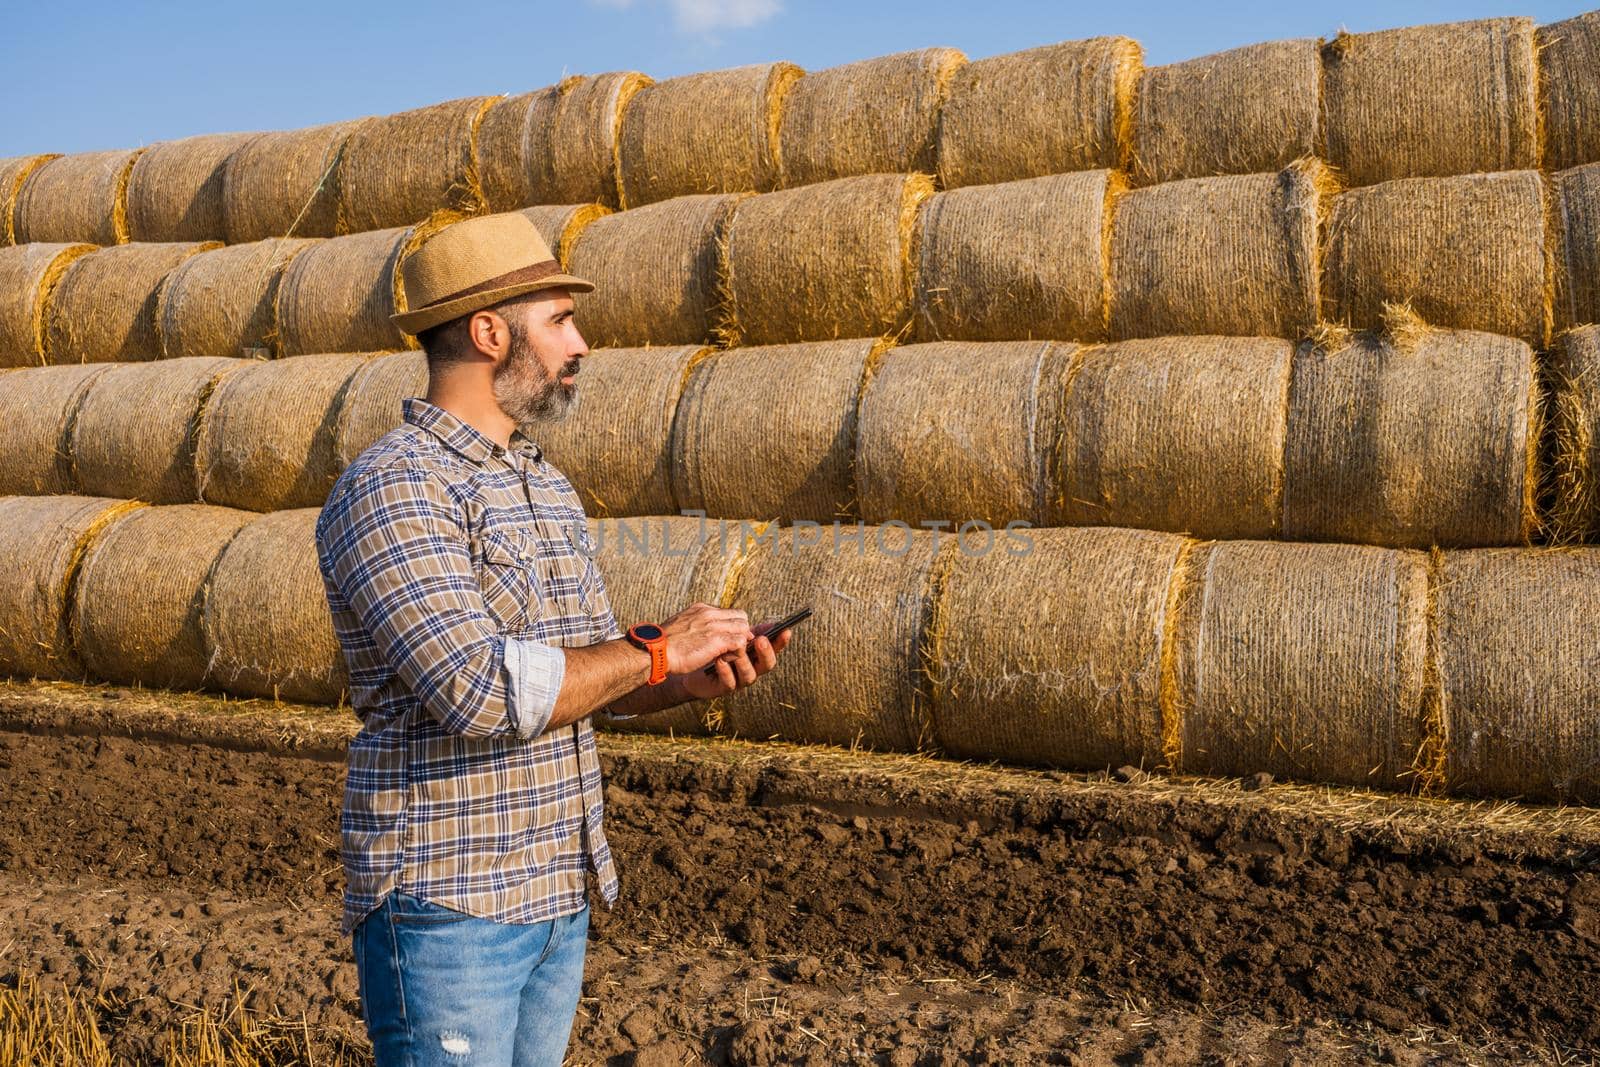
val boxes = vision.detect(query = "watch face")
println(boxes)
[632,623,663,641]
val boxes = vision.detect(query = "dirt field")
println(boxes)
[1,681,1597,1065]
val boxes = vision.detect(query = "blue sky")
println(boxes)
[5,1,1594,156]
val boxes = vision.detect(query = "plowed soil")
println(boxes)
[1,684,1597,1064]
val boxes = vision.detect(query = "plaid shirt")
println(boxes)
[316,398,622,936]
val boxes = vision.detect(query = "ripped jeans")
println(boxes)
[352,891,589,1066]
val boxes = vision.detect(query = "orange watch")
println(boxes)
[625,623,669,686]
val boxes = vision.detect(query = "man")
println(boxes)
[315,212,791,1066]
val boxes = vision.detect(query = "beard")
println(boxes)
[492,319,579,426]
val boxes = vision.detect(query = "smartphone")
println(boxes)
[703,606,812,675]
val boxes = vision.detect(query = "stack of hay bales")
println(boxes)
[12,148,143,245]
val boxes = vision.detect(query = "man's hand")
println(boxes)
[677,626,792,701]
[659,602,755,675]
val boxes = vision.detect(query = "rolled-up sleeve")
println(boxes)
[318,462,564,739]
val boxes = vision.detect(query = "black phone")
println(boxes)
[703,606,812,675]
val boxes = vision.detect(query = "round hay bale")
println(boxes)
[1168,540,1430,788]
[1285,329,1537,549]
[332,350,428,468]
[526,73,653,208]
[1554,162,1600,332]
[0,242,94,366]
[203,507,346,704]
[590,514,742,736]
[73,503,254,690]
[477,92,539,212]
[568,193,741,347]
[1108,161,1327,340]
[1539,11,1600,173]
[69,356,236,504]
[724,173,932,347]
[42,242,218,364]
[1435,547,1600,803]
[672,339,874,522]
[777,48,966,188]
[718,523,944,751]
[1055,336,1293,539]
[1322,18,1538,186]
[197,352,372,512]
[13,148,143,246]
[537,345,707,516]
[0,494,141,680]
[617,62,803,208]
[273,225,411,356]
[937,37,1139,189]
[222,120,363,243]
[125,132,260,243]
[156,237,319,359]
[1322,170,1548,346]
[1129,39,1321,187]
[0,364,108,495]
[0,154,59,245]
[929,526,1189,770]
[335,96,496,234]
[516,204,609,268]
[857,340,1074,529]
[1549,325,1600,542]
[915,171,1118,343]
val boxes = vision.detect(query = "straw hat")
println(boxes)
[391,212,594,334]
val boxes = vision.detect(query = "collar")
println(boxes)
[403,398,543,465]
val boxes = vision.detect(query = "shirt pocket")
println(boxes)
[567,523,605,616]
[471,529,544,635]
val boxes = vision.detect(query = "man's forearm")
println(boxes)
[601,672,697,719]
[543,639,654,731]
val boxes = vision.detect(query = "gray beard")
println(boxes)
[493,338,576,426]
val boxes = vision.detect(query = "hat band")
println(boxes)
[420,258,564,310]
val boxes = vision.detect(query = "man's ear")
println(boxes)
[466,308,509,362]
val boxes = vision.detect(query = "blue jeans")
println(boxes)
[352,891,589,1066]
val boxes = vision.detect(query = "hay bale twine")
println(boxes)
[617,63,803,208]
[1323,170,1548,346]
[526,73,652,208]
[13,148,143,246]
[1322,18,1538,186]
[197,352,371,511]
[274,225,412,356]
[1169,540,1430,788]
[1108,162,1326,340]
[0,364,108,495]
[1539,11,1600,173]
[1285,329,1537,549]
[0,242,94,366]
[915,171,1117,343]
[937,38,1139,189]
[1554,162,1600,332]
[1549,325,1600,542]
[590,514,741,736]
[125,132,259,243]
[672,339,874,522]
[857,340,1074,529]
[69,357,236,504]
[1055,336,1293,539]
[929,526,1189,769]
[156,237,319,359]
[1,154,59,245]
[1130,39,1321,187]
[73,503,253,690]
[42,242,217,364]
[0,494,140,680]
[1435,548,1600,803]
[536,345,705,516]
[778,48,965,187]
[477,92,539,212]
[724,174,932,347]
[568,194,741,347]
[203,507,346,704]
[718,524,944,751]
[332,350,428,468]
[516,204,609,268]
[336,97,495,234]
[222,120,363,242]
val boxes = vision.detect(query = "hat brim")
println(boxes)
[391,273,595,335]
